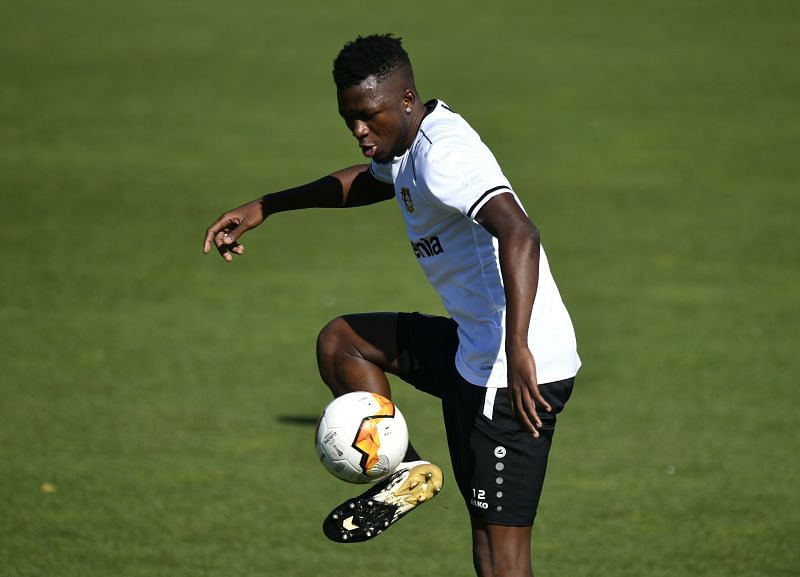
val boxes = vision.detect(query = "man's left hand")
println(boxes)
[506,344,551,437]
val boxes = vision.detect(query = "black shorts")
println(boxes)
[396,312,575,526]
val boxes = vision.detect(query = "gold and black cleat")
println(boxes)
[323,461,443,543]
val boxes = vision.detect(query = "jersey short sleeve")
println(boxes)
[419,136,514,222]
[369,160,394,184]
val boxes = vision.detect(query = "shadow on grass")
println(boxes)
[278,415,319,426]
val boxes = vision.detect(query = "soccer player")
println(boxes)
[203,34,580,577]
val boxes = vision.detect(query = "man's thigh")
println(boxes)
[394,312,460,398]
[319,312,401,374]
[321,311,458,396]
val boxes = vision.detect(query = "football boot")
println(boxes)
[323,461,443,543]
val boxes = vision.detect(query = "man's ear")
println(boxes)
[402,89,417,110]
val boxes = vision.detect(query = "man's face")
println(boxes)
[337,74,415,164]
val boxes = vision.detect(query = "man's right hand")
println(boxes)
[202,166,391,262]
[203,198,265,262]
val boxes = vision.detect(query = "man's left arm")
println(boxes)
[476,193,552,437]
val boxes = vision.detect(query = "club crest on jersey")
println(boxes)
[400,187,415,213]
[411,236,444,258]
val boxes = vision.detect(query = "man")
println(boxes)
[203,34,580,577]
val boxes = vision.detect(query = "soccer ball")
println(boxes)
[316,391,408,484]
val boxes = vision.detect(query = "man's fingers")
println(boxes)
[521,385,542,431]
[203,219,224,253]
[204,209,252,251]
[204,216,236,254]
[511,386,540,438]
[507,387,518,420]
[225,217,257,246]
[532,385,552,413]
[203,200,265,260]
[528,406,543,433]
[210,227,245,262]
[216,241,242,261]
[203,225,219,254]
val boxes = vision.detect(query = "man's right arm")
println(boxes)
[203,164,394,261]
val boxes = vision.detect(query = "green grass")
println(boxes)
[2,1,799,576]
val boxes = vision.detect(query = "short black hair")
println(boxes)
[332,34,413,91]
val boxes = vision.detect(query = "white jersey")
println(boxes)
[370,100,581,387]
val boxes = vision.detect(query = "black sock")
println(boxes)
[403,441,422,462]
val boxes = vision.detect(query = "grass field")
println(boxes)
[2,1,799,576]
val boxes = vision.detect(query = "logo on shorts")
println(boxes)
[494,446,507,459]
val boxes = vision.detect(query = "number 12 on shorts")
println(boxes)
[470,488,488,509]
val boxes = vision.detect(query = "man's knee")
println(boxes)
[315,313,398,396]
[471,520,533,577]
[316,316,353,375]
